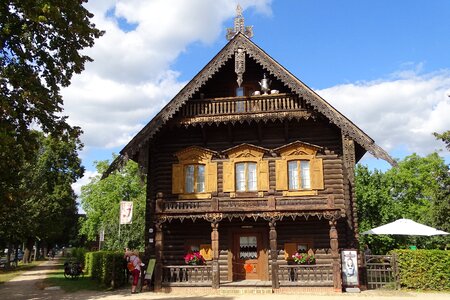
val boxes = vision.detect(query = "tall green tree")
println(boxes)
[0,0,103,240]
[80,157,146,251]
[0,130,84,262]
[433,130,450,150]
[356,153,450,253]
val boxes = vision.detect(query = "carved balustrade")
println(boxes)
[278,264,333,286]
[162,265,212,285]
[156,194,335,214]
[180,94,305,117]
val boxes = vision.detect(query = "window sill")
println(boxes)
[282,190,318,196]
[230,191,263,198]
[178,193,212,200]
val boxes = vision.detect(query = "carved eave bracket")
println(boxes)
[155,210,342,224]
[235,48,245,87]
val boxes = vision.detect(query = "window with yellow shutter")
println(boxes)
[274,141,324,196]
[222,144,269,196]
[172,146,217,199]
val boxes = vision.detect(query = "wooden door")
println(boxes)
[233,233,262,280]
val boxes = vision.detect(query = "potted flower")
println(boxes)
[292,252,316,265]
[184,251,205,265]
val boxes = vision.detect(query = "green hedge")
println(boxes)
[84,251,127,288]
[394,249,450,290]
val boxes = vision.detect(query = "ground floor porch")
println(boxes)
[148,211,349,292]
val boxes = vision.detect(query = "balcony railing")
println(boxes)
[156,194,334,214]
[162,265,212,286]
[180,94,304,118]
[278,264,333,286]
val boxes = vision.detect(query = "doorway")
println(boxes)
[232,232,263,280]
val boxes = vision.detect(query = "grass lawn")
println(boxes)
[43,263,114,292]
[0,261,43,284]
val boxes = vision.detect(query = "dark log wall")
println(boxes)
[145,114,355,263]
[153,117,344,200]
[159,218,344,284]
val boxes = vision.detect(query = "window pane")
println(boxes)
[247,163,257,191]
[301,161,311,189]
[288,161,299,190]
[236,163,245,191]
[197,165,205,192]
[185,165,195,193]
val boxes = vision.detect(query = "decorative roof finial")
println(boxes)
[226,4,254,40]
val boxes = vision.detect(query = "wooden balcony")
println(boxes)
[156,193,335,215]
[162,265,212,286]
[178,94,310,125]
[278,264,333,286]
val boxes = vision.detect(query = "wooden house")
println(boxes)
[119,8,395,292]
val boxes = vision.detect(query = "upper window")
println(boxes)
[172,146,217,199]
[275,141,323,196]
[223,144,269,196]
[185,164,205,193]
[235,162,257,191]
[288,160,311,190]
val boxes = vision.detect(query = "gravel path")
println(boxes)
[0,259,449,300]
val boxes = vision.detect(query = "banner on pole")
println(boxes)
[99,229,105,241]
[120,201,133,224]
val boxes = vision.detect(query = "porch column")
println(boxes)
[211,222,220,289]
[154,222,163,292]
[329,219,342,291]
[269,220,279,289]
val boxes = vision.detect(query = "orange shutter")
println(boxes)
[275,159,288,191]
[284,243,297,260]
[172,164,183,194]
[222,161,235,192]
[200,244,212,261]
[310,158,324,190]
[258,160,269,191]
[206,162,217,193]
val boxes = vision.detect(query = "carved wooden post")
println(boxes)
[211,222,220,289]
[329,220,341,291]
[269,220,279,289]
[154,221,163,292]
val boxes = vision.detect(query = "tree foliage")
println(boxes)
[80,157,146,251]
[0,0,103,228]
[0,130,84,252]
[357,153,450,253]
[433,130,450,151]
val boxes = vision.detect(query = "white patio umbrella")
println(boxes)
[361,218,449,236]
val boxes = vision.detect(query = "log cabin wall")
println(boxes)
[151,117,345,204]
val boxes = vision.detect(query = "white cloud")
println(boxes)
[72,170,99,198]
[63,0,272,152]
[317,70,450,158]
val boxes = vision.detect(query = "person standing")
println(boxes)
[125,250,142,294]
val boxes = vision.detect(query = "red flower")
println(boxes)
[184,251,205,265]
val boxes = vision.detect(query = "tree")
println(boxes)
[0,0,103,234]
[0,130,84,263]
[80,157,146,251]
[433,130,450,150]
[356,153,450,253]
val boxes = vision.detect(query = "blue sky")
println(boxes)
[67,0,450,196]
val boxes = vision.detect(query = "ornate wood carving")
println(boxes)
[235,48,245,87]
[210,222,220,289]
[269,220,279,289]
[154,221,163,291]
[121,33,395,178]
[329,220,342,291]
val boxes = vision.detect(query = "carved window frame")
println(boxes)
[223,144,269,198]
[275,142,324,196]
[172,146,217,199]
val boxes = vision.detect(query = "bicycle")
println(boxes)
[64,261,84,279]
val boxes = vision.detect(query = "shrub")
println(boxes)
[393,249,450,290]
[70,248,87,265]
[84,251,127,288]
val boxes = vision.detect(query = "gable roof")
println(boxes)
[120,33,396,167]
